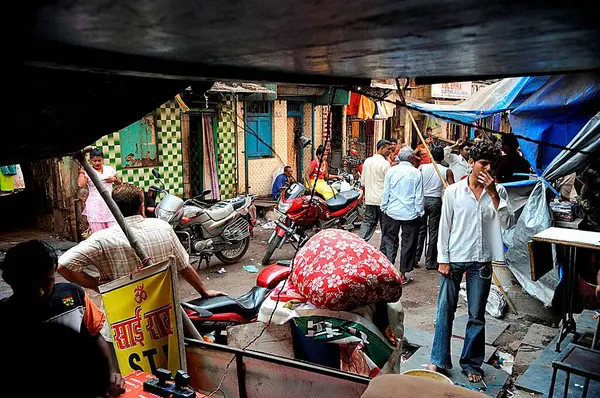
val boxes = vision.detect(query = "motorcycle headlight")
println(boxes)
[277,202,291,214]
[155,207,176,222]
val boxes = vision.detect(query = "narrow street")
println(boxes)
[3,220,599,396]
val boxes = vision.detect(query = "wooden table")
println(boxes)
[532,227,600,351]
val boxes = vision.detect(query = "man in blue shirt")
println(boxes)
[381,147,424,284]
[272,166,293,200]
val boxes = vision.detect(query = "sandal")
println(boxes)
[400,277,414,285]
[461,370,484,383]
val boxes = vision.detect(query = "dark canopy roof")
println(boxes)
[5,0,599,164]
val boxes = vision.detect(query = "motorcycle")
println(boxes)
[181,261,291,342]
[261,180,364,265]
[342,149,363,182]
[150,169,255,266]
[331,166,366,223]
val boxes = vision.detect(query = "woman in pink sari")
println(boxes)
[78,148,122,233]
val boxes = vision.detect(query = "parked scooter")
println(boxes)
[182,261,291,342]
[150,169,255,266]
[261,180,364,265]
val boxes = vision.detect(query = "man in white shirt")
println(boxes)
[380,147,424,284]
[359,139,392,241]
[444,140,471,181]
[428,141,515,383]
[416,146,455,270]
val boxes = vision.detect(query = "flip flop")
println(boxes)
[426,365,450,376]
[461,370,484,383]
[401,277,414,285]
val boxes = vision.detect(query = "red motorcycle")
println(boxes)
[181,262,291,343]
[261,181,364,265]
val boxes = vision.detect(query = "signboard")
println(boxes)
[100,260,185,375]
[431,82,473,99]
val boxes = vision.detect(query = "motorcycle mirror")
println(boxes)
[199,189,212,197]
[299,136,312,149]
[152,169,162,179]
[149,185,162,192]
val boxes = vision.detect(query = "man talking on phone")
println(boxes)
[427,140,516,384]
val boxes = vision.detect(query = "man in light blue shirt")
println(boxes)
[380,146,424,284]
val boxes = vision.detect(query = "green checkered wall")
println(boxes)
[217,95,237,199]
[93,100,184,196]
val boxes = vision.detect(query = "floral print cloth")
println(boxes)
[291,229,402,311]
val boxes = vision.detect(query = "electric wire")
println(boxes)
[354,86,594,155]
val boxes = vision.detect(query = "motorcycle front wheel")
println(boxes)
[215,236,250,264]
[261,234,283,265]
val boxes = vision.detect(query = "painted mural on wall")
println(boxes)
[120,115,159,168]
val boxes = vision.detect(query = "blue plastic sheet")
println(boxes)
[407,76,550,124]
[409,73,600,304]
[510,74,600,175]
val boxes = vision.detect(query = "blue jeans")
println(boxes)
[430,262,492,375]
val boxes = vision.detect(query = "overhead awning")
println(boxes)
[406,77,551,123]
[277,85,326,97]
[370,79,397,90]
[315,88,351,105]
[208,82,277,100]
[405,73,600,177]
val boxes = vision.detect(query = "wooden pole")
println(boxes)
[400,92,517,316]
[74,151,151,266]
[492,271,519,315]
[75,148,202,339]
[408,111,447,188]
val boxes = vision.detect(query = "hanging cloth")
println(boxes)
[13,165,25,191]
[0,173,15,194]
[357,96,376,120]
[375,92,398,120]
[0,165,17,176]
[348,92,361,116]
[202,114,221,200]
[351,121,360,138]
[374,120,384,144]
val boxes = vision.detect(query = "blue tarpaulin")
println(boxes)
[408,73,600,180]
[510,74,600,175]
[408,76,550,124]
[409,73,600,304]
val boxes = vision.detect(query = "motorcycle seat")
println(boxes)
[325,190,361,212]
[204,202,235,221]
[181,286,270,320]
[230,196,246,210]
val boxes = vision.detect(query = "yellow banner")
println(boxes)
[100,261,183,375]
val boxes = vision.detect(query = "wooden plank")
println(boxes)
[532,227,600,250]
[227,322,294,359]
[528,240,553,281]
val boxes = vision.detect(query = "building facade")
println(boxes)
[92,91,330,199]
